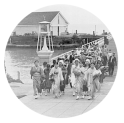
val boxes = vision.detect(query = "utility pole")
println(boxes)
[58,15,59,36]
[95,25,96,35]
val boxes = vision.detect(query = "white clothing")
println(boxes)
[41,65,45,71]
[76,50,81,56]
[80,66,89,80]
[108,52,112,57]
[86,68,96,86]
[49,67,64,95]
[70,65,80,87]
[49,67,64,82]
[93,69,102,76]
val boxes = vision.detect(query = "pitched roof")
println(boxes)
[18,11,59,25]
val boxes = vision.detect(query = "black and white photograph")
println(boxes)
[4,4,118,118]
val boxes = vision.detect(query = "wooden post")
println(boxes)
[58,14,59,36]
[40,35,42,51]
[37,25,40,51]
[87,38,88,44]
[51,34,53,51]
[17,71,20,80]
[58,26,59,36]
[48,34,51,50]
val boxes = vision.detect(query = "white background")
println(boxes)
[0,0,124,123]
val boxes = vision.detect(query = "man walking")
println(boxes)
[65,59,72,86]
[69,50,75,63]
[108,53,117,76]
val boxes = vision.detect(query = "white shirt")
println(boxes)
[76,50,81,56]
[108,52,112,57]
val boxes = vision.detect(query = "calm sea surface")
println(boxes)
[5,47,71,83]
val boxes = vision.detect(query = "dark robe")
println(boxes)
[65,63,72,85]
[69,55,75,63]
[102,55,108,66]
[108,56,117,75]
[44,68,52,89]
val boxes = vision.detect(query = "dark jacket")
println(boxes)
[108,56,117,66]
[69,55,75,63]
[102,55,108,66]
[66,63,72,76]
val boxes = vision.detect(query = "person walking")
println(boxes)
[70,59,82,100]
[108,53,117,76]
[79,52,86,65]
[51,60,56,68]
[101,53,108,66]
[44,64,52,96]
[96,60,105,83]
[30,59,45,99]
[69,50,75,63]
[49,62,64,98]
[64,59,72,85]
[58,60,67,95]
[86,63,100,100]
[80,59,90,98]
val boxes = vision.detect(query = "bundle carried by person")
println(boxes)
[99,66,105,70]
[93,69,101,80]
[73,67,81,77]
[100,65,109,76]
[103,66,109,71]
[49,74,55,84]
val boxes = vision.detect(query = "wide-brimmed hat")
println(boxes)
[85,59,90,64]
[80,51,84,54]
[98,58,101,61]
[84,53,88,56]
[58,60,64,65]
[74,58,80,63]
[90,62,95,65]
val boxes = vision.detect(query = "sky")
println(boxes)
[36,4,109,35]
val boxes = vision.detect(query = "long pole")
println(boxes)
[48,34,51,50]
[51,26,54,51]
[95,25,96,35]
[37,25,40,51]
[40,35,42,51]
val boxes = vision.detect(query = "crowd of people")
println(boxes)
[30,43,117,100]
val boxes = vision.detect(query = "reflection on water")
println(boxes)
[5,47,71,83]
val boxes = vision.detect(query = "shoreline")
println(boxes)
[6,43,79,49]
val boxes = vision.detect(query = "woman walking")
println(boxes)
[80,59,90,98]
[30,59,45,99]
[70,59,83,100]
[58,60,67,95]
[44,64,52,96]
[86,63,101,100]
[49,62,64,98]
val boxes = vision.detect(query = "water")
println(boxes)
[5,47,71,83]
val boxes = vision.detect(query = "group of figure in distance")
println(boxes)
[30,43,117,100]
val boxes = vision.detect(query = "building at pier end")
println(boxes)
[13,11,69,36]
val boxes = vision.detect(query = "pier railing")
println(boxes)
[51,34,112,63]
